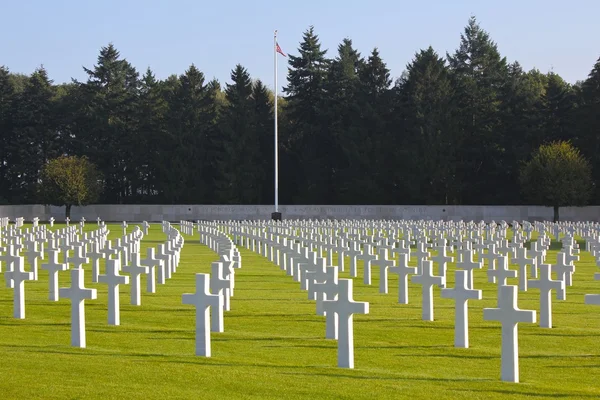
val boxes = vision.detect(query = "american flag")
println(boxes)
[276,42,286,57]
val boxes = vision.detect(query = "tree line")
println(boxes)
[1,17,599,206]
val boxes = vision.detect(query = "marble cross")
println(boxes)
[5,257,34,318]
[322,279,369,369]
[98,259,129,325]
[41,249,68,301]
[411,260,445,321]
[483,285,536,383]
[388,254,416,304]
[182,273,223,357]
[528,263,564,328]
[59,268,97,348]
[441,270,482,348]
[123,252,149,306]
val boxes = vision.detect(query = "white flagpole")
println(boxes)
[274,30,279,214]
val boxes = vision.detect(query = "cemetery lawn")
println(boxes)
[2,224,600,399]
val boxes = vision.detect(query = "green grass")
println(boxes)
[1,224,600,399]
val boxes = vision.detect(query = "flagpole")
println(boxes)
[274,30,279,215]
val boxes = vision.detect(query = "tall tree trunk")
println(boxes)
[553,205,559,222]
[65,204,72,219]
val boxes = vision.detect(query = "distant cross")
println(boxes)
[209,262,230,328]
[25,242,42,280]
[512,248,533,291]
[356,244,378,285]
[430,245,453,288]
[389,254,416,304]
[487,255,517,297]
[372,248,395,294]
[456,249,482,289]
[67,247,89,270]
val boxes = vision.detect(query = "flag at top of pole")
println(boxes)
[273,30,286,220]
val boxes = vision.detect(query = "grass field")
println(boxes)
[1,223,600,399]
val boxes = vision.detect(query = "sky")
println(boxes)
[1,0,599,91]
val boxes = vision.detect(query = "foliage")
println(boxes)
[519,141,593,212]
[39,155,103,215]
[1,18,600,206]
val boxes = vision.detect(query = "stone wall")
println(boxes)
[0,204,598,222]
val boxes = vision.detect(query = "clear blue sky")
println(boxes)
[1,0,598,90]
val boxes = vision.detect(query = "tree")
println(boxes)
[39,155,103,218]
[519,141,593,221]
[395,47,458,204]
[447,16,508,204]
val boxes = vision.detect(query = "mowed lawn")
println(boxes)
[1,223,600,399]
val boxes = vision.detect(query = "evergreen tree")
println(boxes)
[578,56,600,201]
[217,64,262,203]
[252,80,274,204]
[447,17,508,204]
[283,26,331,203]
[0,67,15,203]
[7,67,58,202]
[73,43,140,203]
[395,47,458,204]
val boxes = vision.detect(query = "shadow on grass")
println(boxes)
[278,370,494,383]
[451,388,598,398]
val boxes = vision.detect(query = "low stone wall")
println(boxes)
[0,204,598,222]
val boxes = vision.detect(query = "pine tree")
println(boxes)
[0,66,15,203]
[283,26,331,203]
[74,44,140,203]
[578,56,600,201]
[217,64,261,203]
[8,67,58,202]
[447,17,508,204]
[395,47,458,204]
[252,80,274,204]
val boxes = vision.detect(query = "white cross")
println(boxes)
[3,245,20,289]
[155,245,170,284]
[441,270,482,348]
[86,242,103,283]
[483,285,536,383]
[430,246,453,288]
[487,255,517,297]
[413,242,430,275]
[25,242,42,280]
[182,273,223,357]
[371,248,395,294]
[356,244,378,285]
[140,247,160,293]
[528,263,564,328]
[553,252,574,294]
[210,261,231,322]
[344,242,362,278]
[389,254,416,304]
[59,268,97,348]
[322,279,369,369]
[456,249,481,289]
[5,257,34,319]
[97,217,101,226]
[98,259,129,325]
[67,246,89,270]
[122,221,128,236]
[479,244,498,282]
[41,249,68,301]
[123,252,149,306]
[411,260,445,321]
[528,242,545,279]
[512,248,533,291]
[313,267,339,339]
